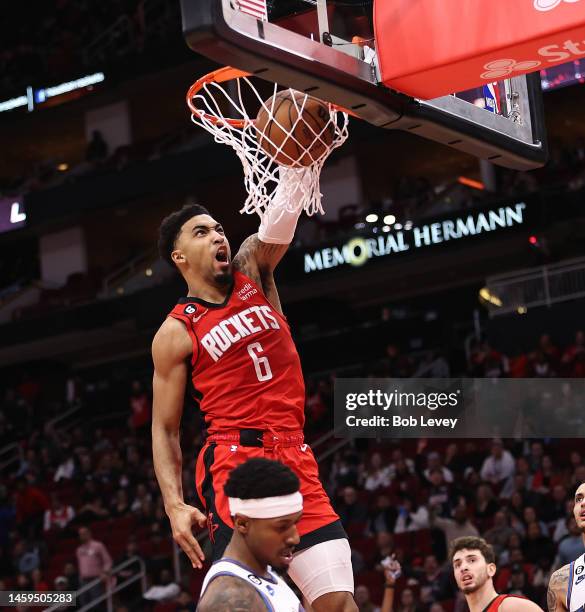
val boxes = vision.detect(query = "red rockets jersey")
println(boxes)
[168,271,305,434]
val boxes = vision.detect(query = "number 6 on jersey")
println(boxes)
[247,342,273,382]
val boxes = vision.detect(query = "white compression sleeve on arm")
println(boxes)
[258,166,311,245]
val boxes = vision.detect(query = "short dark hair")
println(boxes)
[449,536,495,565]
[158,204,210,266]
[224,458,300,500]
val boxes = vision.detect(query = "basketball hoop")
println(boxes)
[186,67,349,217]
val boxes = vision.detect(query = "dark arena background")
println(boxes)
[1,1,585,611]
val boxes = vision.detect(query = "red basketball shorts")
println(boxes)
[194,429,346,560]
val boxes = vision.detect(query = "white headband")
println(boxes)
[228,491,303,519]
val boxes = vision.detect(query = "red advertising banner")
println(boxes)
[374,0,585,99]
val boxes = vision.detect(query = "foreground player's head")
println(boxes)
[225,458,302,572]
[450,536,496,595]
[573,482,585,531]
[158,204,232,285]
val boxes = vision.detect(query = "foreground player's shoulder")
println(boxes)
[152,317,192,367]
[500,595,545,612]
[547,564,570,612]
[198,575,267,611]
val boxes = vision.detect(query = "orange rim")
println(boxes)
[186,66,355,128]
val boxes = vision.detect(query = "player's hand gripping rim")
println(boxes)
[169,503,207,569]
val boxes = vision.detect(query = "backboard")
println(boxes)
[180,0,547,170]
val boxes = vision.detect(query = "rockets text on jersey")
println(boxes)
[168,271,306,433]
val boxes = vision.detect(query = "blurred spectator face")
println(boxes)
[510,569,525,589]
[477,484,492,502]
[493,511,507,528]
[523,507,537,524]
[531,442,543,460]
[516,457,530,475]
[491,441,503,458]
[355,585,371,606]
[343,487,358,505]
[377,494,391,510]
[513,474,527,492]
[376,531,393,550]
[429,468,443,486]
[576,331,584,346]
[527,522,541,539]
[576,466,585,485]
[553,484,567,503]
[391,449,404,463]
[400,588,415,607]
[126,541,138,556]
[508,533,522,549]
[570,452,582,468]
[542,455,553,471]
[54,576,68,591]
[16,574,30,589]
[430,604,445,612]
[452,548,495,594]
[424,554,438,574]
[370,453,382,470]
[510,548,524,563]
[574,483,585,530]
[78,527,91,543]
[428,452,441,470]
[453,505,468,525]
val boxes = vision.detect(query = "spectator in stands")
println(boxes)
[15,477,49,538]
[128,380,151,434]
[426,468,453,518]
[531,455,560,494]
[522,521,555,563]
[396,587,420,612]
[174,588,197,612]
[368,493,398,534]
[484,511,516,557]
[542,484,569,524]
[76,526,113,606]
[54,575,69,591]
[469,341,509,378]
[394,495,429,533]
[130,483,152,513]
[388,449,415,479]
[422,451,454,485]
[43,493,75,533]
[111,489,130,517]
[86,131,108,164]
[473,484,498,530]
[361,452,392,491]
[0,485,15,547]
[75,494,110,524]
[63,561,79,591]
[561,330,585,377]
[31,568,49,591]
[329,450,361,490]
[336,486,369,530]
[480,439,515,486]
[528,441,545,473]
[373,531,394,573]
[555,516,585,568]
[506,564,539,600]
[355,584,380,612]
[522,507,548,537]
[430,501,479,544]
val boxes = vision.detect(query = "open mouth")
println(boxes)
[215,248,228,263]
[279,549,294,564]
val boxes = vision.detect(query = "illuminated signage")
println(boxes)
[0,72,105,114]
[303,203,526,274]
[0,197,27,233]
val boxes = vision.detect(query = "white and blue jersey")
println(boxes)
[568,553,585,612]
[200,557,304,611]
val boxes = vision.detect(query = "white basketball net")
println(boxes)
[187,68,349,218]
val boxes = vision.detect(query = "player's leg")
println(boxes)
[195,442,263,560]
[275,443,356,609]
[289,539,357,612]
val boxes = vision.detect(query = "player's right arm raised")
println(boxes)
[152,317,206,569]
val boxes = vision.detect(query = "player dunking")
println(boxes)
[151,168,356,612]
[451,536,543,612]
[548,482,585,612]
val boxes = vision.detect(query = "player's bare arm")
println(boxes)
[233,233,287,314]
[500,597,545,612]
[547,564,570,612]
[198,576,267,612]
[152,317,206,568]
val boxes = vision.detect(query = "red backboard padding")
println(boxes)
[374,0,585,98]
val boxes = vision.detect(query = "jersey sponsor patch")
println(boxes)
[184,304,197,315]
[248,574,262,585]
